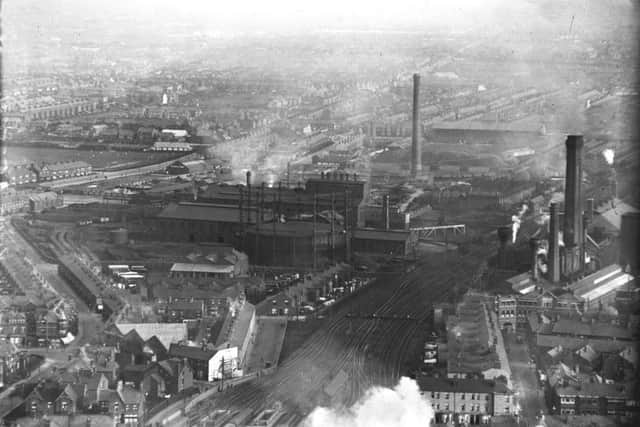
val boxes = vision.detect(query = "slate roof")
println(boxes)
[417,376,512,394]
[168,344,216,361]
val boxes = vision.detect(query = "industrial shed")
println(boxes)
[568,264,635,310]
[351,228,414,256]
[155,202,272,244]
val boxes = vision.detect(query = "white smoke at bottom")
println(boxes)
[303,377,434,427]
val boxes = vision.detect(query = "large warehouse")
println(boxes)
[427,120,546,147]
[155,202,273,245]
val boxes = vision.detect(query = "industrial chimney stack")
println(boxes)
[411,73,422,177]
[563,135,584,279]
[548,202,560,283]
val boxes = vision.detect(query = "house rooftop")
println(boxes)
[168,343,217,361]
[417,376,512,394]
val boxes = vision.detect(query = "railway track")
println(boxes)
[188,253,479,424]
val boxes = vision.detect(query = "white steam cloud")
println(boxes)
[511,204,528,244]
[602,148,615,165]
[303,377,434,427]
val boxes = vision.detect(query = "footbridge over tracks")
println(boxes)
[411,224,466,242]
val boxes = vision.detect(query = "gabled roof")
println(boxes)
[115,323,187,350]
[144,335,168,358]
[569,264,635,302]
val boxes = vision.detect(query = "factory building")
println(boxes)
[497,135,639,331]
[155,202,272,245]
[351,229,413,257]
[568,264,635,311]
[427,120,545,147]
[198,172,367,229]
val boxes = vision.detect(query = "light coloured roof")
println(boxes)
[170,263,234,274]
[506,272,537,294]
[115,323,187,350]
[569,264,634,301]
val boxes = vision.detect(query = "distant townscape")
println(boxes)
[0,1,638,427]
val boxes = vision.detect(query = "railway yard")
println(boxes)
[187,248,485,425]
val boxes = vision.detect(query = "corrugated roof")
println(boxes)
[569,264,634,301]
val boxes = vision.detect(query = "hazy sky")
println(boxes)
[5,0,631,36]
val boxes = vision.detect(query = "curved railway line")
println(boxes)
[189,253,479,424]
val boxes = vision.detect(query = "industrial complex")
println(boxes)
[0,3,638,427]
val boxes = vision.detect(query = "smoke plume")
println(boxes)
[303,377,434,427]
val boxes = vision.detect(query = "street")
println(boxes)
[503,332,546,425]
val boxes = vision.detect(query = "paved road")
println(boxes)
[503,332,545,424]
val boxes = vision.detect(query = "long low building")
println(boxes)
[417,376,515,425]
[568,264,635,310]
[351,228,415,257]
[169,263,235,279]
[154,202,272,245]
